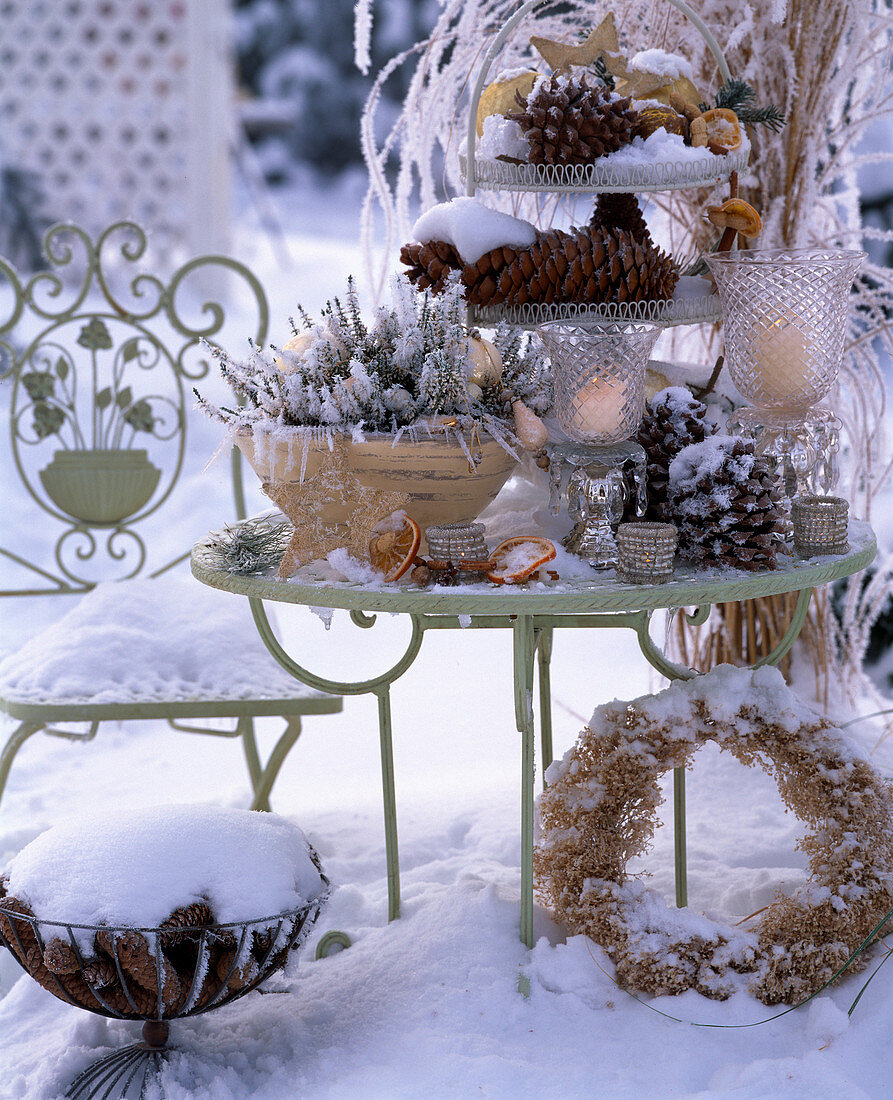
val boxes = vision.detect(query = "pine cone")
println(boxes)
[159,901,215,947]
[95,928,183,1013]
[82,955,118,988]
[459,223,678,308]
[507,75,637,165]
[638,388,711,522]
[0,897,46,978]
[43,938,79,975]
[399,239,463,294]
[669,437,784,572]
[251,926,275,961]
[99,978,163,1017]
[589,193,652,246]
[215,945,258,993]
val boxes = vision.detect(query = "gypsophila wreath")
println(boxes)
[535,665,893,1005]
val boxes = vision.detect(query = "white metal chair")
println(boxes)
[0,221,342,813]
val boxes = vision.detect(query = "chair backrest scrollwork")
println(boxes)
[0,221,268,595]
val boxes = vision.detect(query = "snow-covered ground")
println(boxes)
[1,182,893,1100]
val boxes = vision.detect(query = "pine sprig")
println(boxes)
[204,517,292,575]
[701,79,786,132]
[735,102,787,132]
[589,56,615,90]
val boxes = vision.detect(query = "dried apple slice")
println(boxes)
[369,511,422,582]
[486,536,556,585]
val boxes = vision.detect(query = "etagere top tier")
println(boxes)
[459,0,742,328]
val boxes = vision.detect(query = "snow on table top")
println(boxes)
[0,574,325,706]
[3,804,326,926]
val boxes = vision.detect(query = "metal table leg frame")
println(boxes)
[248,598,426,929]
[513,615,539,997]
[248,717,304,814]
[537,627,554,777]
[513,616,538,953]
[0,722,44,809]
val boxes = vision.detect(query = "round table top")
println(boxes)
[191,521,876,617]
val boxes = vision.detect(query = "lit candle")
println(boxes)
[751,311,818,407]
[560,375,632,443]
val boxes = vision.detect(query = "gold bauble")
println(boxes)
[619,74,701,110]
[475,72,539,137]
[632,104,687,140]
[647,76,702,109]
[644,369,672,400]
[468,335,503,387]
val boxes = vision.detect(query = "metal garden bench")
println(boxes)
[0,221,342,814]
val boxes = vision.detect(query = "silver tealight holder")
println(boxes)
[615,521,678,584]
[791,495,849,557]
[425,522,490,579]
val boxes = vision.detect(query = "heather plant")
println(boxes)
[198,273,550,436]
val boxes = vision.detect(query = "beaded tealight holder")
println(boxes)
[425,522,490,580]
[791,495,849,557]
[615,521,678,584]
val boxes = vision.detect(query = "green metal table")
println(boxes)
[192,522,875,958]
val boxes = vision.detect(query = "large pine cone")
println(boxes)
[464,223,678,307]
[669,437,784,572]
[507,75,637,165]
[589,192,652,246]
[401,223,678,308]
[638,388,711,522]
[400,238,463,295]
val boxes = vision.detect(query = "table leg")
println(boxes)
[674,767,687,908]
[247,598,426,928]
[513,615,537,954]
[537,627,554,777]
[376,687,401,922]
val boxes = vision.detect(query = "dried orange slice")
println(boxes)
[369,511,422,582]
[486,536,556,585]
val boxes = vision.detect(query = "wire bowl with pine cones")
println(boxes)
[0,874,329,1098]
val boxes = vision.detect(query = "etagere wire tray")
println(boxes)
[460,0,743,330]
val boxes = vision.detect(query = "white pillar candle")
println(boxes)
[750,313,818,406]
[561,375,630,441]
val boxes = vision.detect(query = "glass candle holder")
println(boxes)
[546,441,647,569]
[538,321,661,444]
[615,521,678,584]
[729,406,842,542]
[705,249,865,413]
[791,495,849,557]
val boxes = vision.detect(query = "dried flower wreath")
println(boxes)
[535,665,893,1005]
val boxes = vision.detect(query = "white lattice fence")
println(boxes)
[0,0,232,259]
